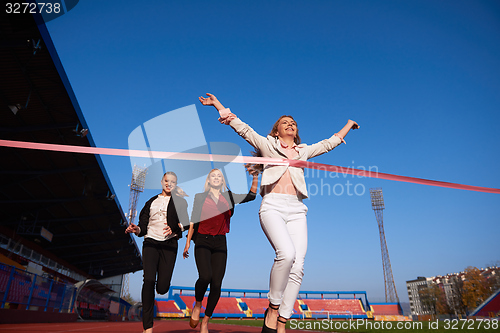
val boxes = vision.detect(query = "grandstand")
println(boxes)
[297,291,369,320]
[154,287,412,321]
[302,299,365,318]
[0,7,142,324]
[155,287,372,320]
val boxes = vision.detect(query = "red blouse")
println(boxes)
[197,194,232,235]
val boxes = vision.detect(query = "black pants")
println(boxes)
[142,237,178,330]
[194,234,227,317]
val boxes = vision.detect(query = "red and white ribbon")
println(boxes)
[1,139,499,194]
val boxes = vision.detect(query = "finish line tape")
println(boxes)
[1,139,499,194]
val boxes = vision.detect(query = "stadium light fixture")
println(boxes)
[106,191,116,200]
[8,104,22,115]
[8,89,32,115]
[73,124,88,138]
[370,188,384,210]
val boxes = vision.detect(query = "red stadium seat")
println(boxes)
[303,299,365,316]
[240,297,268,315]
[211,297,242,315]
[371,303,402,315]
[156,300,182,314]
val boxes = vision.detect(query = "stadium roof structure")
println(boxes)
[0,9,142,279]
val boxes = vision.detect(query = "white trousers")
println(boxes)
[259,193,308,319]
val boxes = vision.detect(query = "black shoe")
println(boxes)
[261,303,279,333]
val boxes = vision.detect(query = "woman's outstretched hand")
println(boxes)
[199,93,218,106]
[335,119,360,143]
[348,120,360,129]
[199,93,225,111]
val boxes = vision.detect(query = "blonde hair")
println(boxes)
[203,169,227,192]
[163,171,188,197]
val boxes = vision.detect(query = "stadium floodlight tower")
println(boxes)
[370,188,399,304]
[121,165,148,299]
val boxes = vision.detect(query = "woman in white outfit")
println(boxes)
[199,93,359,333]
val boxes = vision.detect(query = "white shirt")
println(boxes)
[144,195,176,241]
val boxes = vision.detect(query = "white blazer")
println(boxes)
[226,111,342,198]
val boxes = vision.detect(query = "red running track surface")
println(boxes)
[0,320,314,333]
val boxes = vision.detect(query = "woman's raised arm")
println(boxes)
[335,119,360,143]
[306,119,360,159]
[199,93,268,151]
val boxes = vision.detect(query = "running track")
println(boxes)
[0,320,316,333]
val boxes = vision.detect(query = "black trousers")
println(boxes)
[194,234,227,317]
[142,237,178,330]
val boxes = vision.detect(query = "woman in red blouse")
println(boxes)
[183,168,258,333]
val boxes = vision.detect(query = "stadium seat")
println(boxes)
[302,298,365,317]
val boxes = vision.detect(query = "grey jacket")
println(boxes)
[227,113,342,198]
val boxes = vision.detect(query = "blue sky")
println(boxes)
[45,0,500,303]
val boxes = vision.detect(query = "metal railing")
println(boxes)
[0,263,77,312]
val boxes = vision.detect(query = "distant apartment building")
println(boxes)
[406,266,499,316]
[406,277,433,315]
